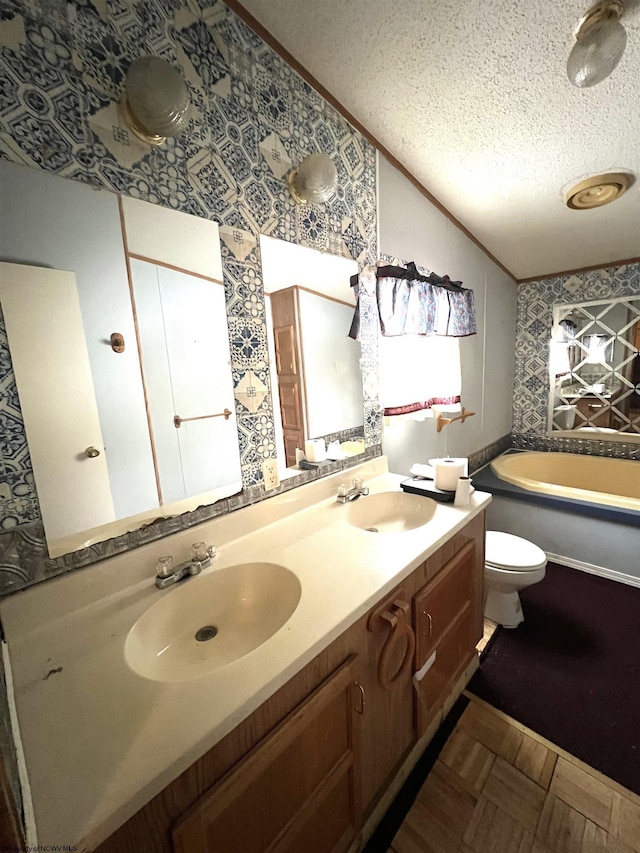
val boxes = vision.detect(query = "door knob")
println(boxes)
[85,446,101,458]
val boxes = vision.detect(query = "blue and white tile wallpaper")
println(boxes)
[513,262,640,459]
[0,0,379,592]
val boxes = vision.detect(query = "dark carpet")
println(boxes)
[469,562,640,796]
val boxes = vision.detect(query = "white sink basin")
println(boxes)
[345,491,437,533]
[125,562,301,682]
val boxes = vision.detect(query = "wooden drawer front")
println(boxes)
[172,657,360,853]
[414,541,474,663]
[415,609,473,722]
[575,396,611,428]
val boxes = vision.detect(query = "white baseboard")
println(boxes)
[546,552,640,589]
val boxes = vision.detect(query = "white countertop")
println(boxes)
[0,457,490,851]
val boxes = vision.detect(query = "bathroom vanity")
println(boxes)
[0,458,489,853]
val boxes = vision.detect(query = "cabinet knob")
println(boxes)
[85,446,101,458]
[110,332,125,353]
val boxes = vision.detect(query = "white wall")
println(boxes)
[298,290,363,438]
[377,154,517,474]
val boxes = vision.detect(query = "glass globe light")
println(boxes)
[122,56,190,145]
[288,153,338,204]
[567,1,627,88]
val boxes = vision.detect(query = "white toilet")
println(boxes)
[553,404,577,430]
[484,531,547,628]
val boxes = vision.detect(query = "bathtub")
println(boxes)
[472,451,640,583]
[490,451,639,512]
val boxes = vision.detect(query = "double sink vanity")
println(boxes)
[1,457,490,853]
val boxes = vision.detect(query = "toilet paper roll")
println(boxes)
[429,456,468,476]
[454,476,472,506]
[433,458,465,491]
[304,438,327,463]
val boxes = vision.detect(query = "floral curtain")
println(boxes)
[376,260,476,337]
[349,257,477,341]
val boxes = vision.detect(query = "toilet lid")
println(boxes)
[485,531,547,571]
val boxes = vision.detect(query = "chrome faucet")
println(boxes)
[336,477,370,503]
[155,541,217,589]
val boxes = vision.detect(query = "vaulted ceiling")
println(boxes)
[235,0,640,281]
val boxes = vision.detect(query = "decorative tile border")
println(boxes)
[512,432,640,461]
[468,434,512,473]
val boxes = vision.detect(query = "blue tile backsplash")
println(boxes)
[0,0,379,593]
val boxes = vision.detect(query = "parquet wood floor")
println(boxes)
[386,621,640,853]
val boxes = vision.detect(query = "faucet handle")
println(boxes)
[352,477,364,489]
[337,483,349,497]
[191,541,216,563]
[156,556,174,578]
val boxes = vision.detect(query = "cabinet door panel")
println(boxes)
[279,381,303,431]
[173,657,360,853]
[278,769,354,853]
[274,324,299,376]
[414,541,474,663]
[415,609,474,726]
[361,590,416,811]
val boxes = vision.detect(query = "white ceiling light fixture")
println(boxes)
[567,0,627,88]
[121,56,191,146]
[288,153,338,204]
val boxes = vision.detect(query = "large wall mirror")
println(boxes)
[0,161,242,557]
[260,235,363,471]
[548,295,640,439]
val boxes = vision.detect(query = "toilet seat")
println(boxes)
[485,531,547,572]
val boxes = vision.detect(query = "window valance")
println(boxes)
[348,256,474,418]
[349,258,477,340]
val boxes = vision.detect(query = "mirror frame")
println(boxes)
[547,294,640,443]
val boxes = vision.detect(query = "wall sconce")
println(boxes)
[288,153,338,204]
[121,56,190,146]
[567,0,627,88]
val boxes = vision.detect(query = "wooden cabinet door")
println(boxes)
[360,589,417,813]
[273,323,305,466]
[413,541,477,733]
[172,656,361,853]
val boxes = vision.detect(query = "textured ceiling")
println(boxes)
[236,0,640,280]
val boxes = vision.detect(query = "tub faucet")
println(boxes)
[337,477,370,503]
[155,541,217,589]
